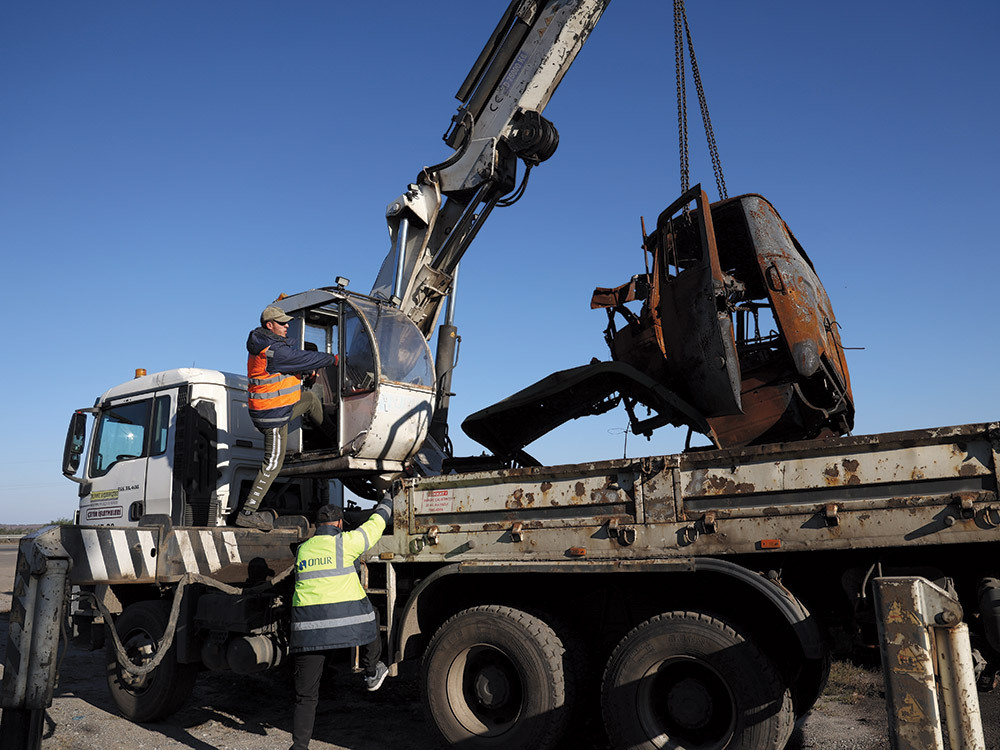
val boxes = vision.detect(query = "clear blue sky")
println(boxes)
[2,2,997,524]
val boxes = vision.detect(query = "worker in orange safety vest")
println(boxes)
[240,304,337,531]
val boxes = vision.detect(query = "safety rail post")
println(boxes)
[0,527,71,750]
[873,576,985,750]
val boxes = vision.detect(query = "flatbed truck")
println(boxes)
[4,417,999,748]
[3,2,996,748]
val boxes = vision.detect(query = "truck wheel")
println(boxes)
[601,611,793,750]
[105,600,198,722]
[421,605,572,750]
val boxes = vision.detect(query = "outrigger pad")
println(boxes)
[461,360,714,460]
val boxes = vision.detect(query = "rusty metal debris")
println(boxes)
[592,184,854,448]
[462,184,853,460]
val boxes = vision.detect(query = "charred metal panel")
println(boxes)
[591,186,854,450]
[653,187,743,417]
[461,360,713,460]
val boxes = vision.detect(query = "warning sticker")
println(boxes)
[91,490,119,501]
[416,489,455,515]
[85,506,123,521]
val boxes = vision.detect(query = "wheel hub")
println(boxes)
[666,676,713,729]
[120,632,156,690]
[474,664,511,708]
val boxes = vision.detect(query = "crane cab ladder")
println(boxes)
[355,559,398,677]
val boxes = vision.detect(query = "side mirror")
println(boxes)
[63,411,88,477]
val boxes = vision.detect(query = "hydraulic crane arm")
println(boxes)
[372,0,610,338]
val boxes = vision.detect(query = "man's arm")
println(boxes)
[346,499,393,559]
[270,339,338,375]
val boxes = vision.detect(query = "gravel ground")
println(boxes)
[1,609,973,750]
[1,544,997,749]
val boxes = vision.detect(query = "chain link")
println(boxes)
[673,0,727,200]
[674,0,689,195]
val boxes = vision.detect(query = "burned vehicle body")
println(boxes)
[593,185,854,448]
[463,185,853,460]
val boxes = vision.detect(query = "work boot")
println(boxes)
[364,661,389,692]
[236,509,273,531]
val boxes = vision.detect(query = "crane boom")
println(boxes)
[372,0,611,338]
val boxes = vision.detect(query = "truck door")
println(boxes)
[82,392,173,525]
[143,388,176,519]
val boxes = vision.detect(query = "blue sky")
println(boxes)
[2,2,998,524]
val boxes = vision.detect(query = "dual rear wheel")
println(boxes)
[422,606,794,750]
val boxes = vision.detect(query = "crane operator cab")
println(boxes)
[274,285,436,495]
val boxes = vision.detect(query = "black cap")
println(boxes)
[316,504,343,524]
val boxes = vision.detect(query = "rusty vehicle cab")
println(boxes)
[595,184,854,448]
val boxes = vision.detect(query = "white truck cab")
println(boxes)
[62,367,331,527]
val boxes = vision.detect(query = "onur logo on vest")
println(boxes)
[298,556,334,571]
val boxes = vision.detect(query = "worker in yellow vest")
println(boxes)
[289,501,391,749]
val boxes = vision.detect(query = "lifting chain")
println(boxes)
[673,0,728,201]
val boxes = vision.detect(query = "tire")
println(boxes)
[106,600,198,722]
[421,605,573,750]
[601,611,794,750]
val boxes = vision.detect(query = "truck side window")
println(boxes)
[90,400,152,478]
[150,395,170,456]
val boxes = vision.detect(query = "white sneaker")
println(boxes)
[364,661,389,692]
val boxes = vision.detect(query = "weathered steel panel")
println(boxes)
[376,423,1000,564]
[409,466,639,535]
[158,526,300,584]
[681,440,994,499]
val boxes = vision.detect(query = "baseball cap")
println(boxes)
[261,305,293,325]
[316,504,344,523]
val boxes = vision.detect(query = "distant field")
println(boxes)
[0,525,44,542]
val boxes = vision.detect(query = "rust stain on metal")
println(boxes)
[707,475,755,495]
[960,463,979,477]
[574,482,586,498]
[540,481,553,492]
[842,459,860,473]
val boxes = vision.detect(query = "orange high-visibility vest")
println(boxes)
[247,347,302,429]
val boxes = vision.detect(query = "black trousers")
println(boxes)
[290,616,382,750]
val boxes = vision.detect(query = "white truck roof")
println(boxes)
[97,368,247,404]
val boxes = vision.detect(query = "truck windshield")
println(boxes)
[90,400,151,477]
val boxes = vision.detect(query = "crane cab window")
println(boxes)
[343,306,377,393]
